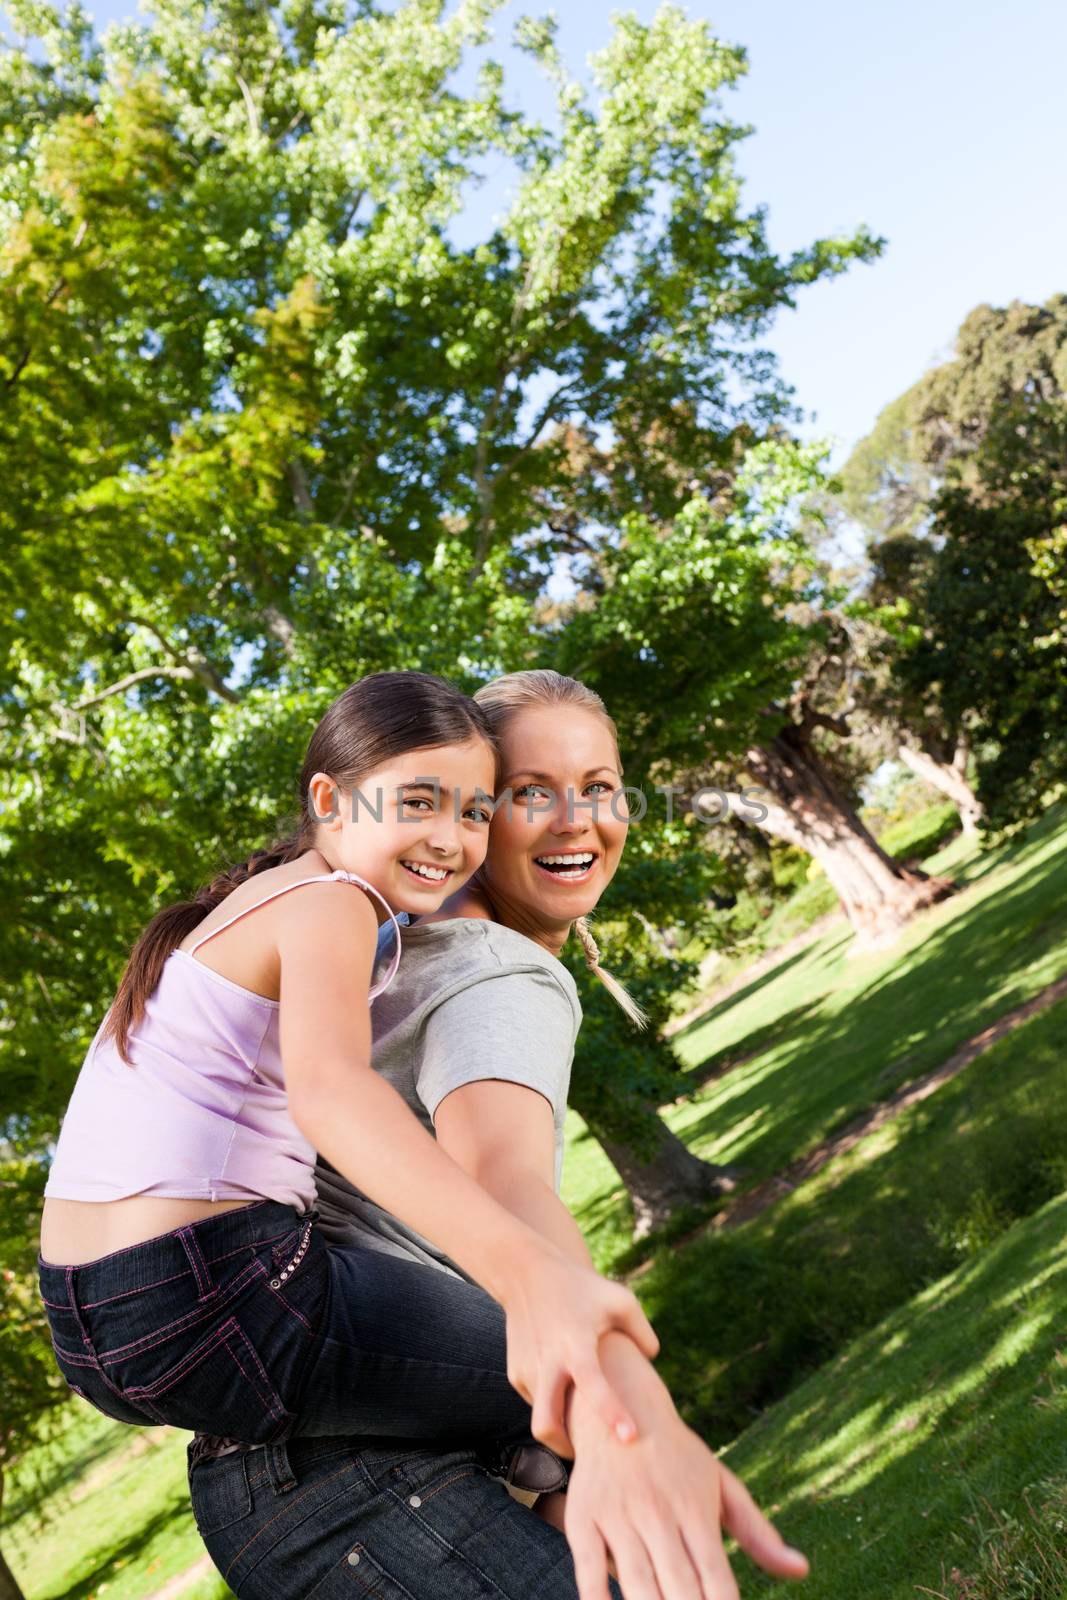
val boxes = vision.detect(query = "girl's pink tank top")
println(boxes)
[43,870,403,1212]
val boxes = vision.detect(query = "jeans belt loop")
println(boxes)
[265,1438,297,1494]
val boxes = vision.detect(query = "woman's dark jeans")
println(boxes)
[189,1434,623,1600]
[38,1199,536,1459]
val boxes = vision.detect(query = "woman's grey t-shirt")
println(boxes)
[314,919,583,1285]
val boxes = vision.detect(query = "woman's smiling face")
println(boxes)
[481,704,629,936]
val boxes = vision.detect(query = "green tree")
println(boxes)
[550,440,954,949]
[842,297,1067,829]
[0,2,879,1467]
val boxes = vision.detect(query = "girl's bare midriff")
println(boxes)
[39,1195,259,1266]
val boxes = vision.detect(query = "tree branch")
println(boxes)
[234,72,260,140]
[74,664,201,709]
[114,615,243,701]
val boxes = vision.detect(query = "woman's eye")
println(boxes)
[586,781,614,795]
[513,784,552,800]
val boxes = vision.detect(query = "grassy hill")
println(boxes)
[6,803,1066,1600]
[726,1191,1067,1598]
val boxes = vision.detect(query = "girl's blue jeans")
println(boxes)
[37,1198,538,1463]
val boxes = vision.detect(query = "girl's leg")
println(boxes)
[40,1203,559,1480]
[291,1241,534,1448]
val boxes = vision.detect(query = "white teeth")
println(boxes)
[402,861,449,882]
[535,853,595,866]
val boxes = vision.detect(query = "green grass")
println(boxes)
[563,803,1067,1270]
[637,993,1067,1441]
[4,1406,227,1600]
[724,1191,1067,1599]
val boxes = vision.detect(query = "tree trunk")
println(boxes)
[728,726,955,950]
[592,1119,738,1241]
[0,1548,23,1600]
[897,739,985,836]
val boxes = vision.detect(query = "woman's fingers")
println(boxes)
[680,1517,742,1600]
[530,1365,574,1457]
[605,1520,668,1600]
[639,1507,708,1600]
[718,1465,809,1579]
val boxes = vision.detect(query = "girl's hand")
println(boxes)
[500,1246,660,1456]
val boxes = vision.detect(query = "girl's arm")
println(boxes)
[276,882,657,1455]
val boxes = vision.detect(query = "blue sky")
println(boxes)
[75,0,1067,463]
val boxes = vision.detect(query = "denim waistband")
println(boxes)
[37,1199,308,1304]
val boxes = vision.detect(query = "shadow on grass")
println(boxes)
[671,819,1067,1184]
[670,935,844,1049]
[51,1492,192,1600]
[726,1193,1067,1598]
[634,995,1067,1448]
[4,1418,133,1525]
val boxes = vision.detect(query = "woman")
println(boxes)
[188,671,808,1600]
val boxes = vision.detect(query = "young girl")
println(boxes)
[37,671,657,1466]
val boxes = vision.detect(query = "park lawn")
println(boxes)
[635,993,1067,1441]
[3,1406,228,1600]
[562,803,1067,1271]
[722,1189,1067,1600]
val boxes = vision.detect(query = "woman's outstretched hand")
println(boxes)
[560,1330,809,1600]
[499,1245,661,1456]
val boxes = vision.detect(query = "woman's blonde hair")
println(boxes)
[473,670,648,1030]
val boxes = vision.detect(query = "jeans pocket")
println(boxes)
[120,1316,291,1440]
[376,1445,488,1505]
[305,1541,419,1600]
[189,1449,254,1539]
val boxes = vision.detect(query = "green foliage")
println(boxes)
[844,297,1067,828]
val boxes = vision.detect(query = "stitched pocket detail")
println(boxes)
[305,1542,419,1600]
[120,1316,290,1440]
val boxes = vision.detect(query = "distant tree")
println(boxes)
[842,297,1067,829]
[554,442,954,949]
[0,1160,70,1600]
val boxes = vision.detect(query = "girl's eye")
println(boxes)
[463,806,493,824]
[403,796,434,813]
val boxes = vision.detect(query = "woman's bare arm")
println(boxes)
[434,1078,594,1268]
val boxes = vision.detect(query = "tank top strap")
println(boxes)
[188,870,404,999]
[333,870,404,1000]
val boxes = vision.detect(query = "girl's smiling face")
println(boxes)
[479,705,629,944]
[309,737,498,916]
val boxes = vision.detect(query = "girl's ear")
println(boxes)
[308,771,341,827]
